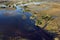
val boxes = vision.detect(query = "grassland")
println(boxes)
[24,2,60,34]
[0,1,60,40]
[24,2,60,40]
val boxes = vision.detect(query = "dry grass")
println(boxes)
[24,2,60,34]
[0,1,60,40]
[25,2,60,40]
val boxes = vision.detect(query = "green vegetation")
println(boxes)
[35,14,55,29]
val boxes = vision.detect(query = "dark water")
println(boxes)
[0,6,37,33]
[0,6,55,40]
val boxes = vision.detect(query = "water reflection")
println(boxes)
[0,6,24,15]
[0,5,55,40]
[0,6,36,32]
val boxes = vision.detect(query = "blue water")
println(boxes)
[0,6,37,33]
[0,5,55,40]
